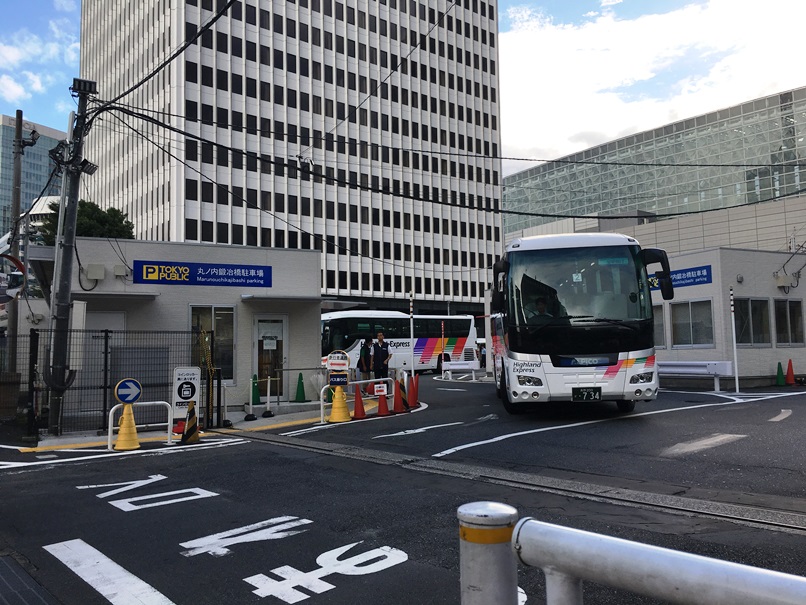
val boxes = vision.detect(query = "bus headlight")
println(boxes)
[517,375,543,387]
[629,372,654,384]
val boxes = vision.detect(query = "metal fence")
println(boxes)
[0,329,212,434]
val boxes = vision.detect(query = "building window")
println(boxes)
[671,299,714,347]
[775,299,804,346]
[191,306,235,380]
[653,305,665,349]
[735,298,771,345]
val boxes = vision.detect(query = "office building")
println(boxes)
[503,87,806,384]
[0,116,64,238]
[80,0,503,317]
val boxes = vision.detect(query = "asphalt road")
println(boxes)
[1,378,806,604]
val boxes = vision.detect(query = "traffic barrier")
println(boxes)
[458,502,519,605]
[328,386,352,423]
[776,362,785,386]
[392,379,408,413]
[786,359,795,385]
[352,389,366,420]
[180,400,200,444]
[293,372,309,402]
[377,392,391,416]
[400,374,408,408]
[114,404,141,451]
[245,374,259,421]
[409,374,420,409]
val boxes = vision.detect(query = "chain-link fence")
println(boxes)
[0,329,213,434]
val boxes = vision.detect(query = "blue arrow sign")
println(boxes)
[115,379,142,403]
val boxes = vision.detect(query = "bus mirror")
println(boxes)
[492,259,508,291]
[640,248,671,274]
[655,270,675,300]
[491,290,505,312]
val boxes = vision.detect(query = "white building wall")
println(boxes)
[80,0,503,311]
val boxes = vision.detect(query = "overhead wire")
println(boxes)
[108,110,494,279]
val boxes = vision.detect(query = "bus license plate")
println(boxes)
[572,387,601,401]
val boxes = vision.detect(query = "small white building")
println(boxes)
[26,238,323,409]
[653,247,806,386]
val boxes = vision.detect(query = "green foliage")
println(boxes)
[39,200,135,246]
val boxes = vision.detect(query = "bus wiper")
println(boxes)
[520,315,592,333]
[587,317,639,331]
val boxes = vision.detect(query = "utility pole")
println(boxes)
[45,79,97,435]
[8,110,39,379]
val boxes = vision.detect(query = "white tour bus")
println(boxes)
[491,233,674,414]
[321,310,478,374]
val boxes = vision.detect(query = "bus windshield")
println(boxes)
[506,244,654,355]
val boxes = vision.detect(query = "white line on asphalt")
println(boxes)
[0,438,248,470]
[436,388,466,391]
[660,433,746,456]
[44,539,176,604]
[769,409,793,422]
[372,422,464,439]
[431,392,801,458]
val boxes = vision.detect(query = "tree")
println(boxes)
[39,200,135,245]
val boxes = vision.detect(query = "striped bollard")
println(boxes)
[458,501,519,605]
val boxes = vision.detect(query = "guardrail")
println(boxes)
[442,360,482,381]
[458,501,806,605]
[107,401,174,450]
[657,360,733,392]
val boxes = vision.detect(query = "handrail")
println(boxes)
[107,401,174,451]
[512,515,806,604]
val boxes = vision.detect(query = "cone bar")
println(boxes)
[786,359,795,386]
[409,374,420,409]
[352,388,366,419]
[377,391,391,416]
[392,378,408,413]
[114,404,141,451]
[180,400,200,444]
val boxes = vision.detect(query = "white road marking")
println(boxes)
[769,409,792,422]
[0,438,248,470]
[436,388,467,392]
[660,434,746,457]
[373,422,464,439]
[432,392,800,458]
[44,539,176,604]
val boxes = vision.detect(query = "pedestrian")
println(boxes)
[359,337,373,394]
[372,331,392,380]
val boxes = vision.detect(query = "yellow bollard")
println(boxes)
[180,400,200,444]
[114,403,141,451]
[327,386,352,423]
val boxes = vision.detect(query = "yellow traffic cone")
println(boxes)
[327,386,352,423]
[114,403,141,451]
[180,400,200,444]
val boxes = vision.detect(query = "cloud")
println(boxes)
[53,0,78,11]
[0,75,30,103]
[498,0,806,175]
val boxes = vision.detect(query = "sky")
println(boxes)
[1,0,805,176]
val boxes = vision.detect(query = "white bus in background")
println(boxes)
[491,233,674,414]
[321,310,478,374]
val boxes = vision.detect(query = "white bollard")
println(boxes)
[458,501,519,605]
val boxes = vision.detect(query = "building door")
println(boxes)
[254,315,288,402]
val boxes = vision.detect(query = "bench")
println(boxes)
[656,361,733,392]
[442,360,482,381]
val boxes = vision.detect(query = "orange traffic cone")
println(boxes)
[366,382,375,396]
[409,374,420,409]
[786,359,796,385]
[393,379,408,413]
[377,392,391,416]
[353,389,366,420]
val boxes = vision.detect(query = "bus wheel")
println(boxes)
[616,400,635,413]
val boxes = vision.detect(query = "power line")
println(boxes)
[109,110,496,281]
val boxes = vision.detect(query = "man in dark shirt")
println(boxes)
[371,331,392,379]
[358,338,373,394]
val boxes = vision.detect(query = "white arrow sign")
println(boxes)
[115,379,142,403]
